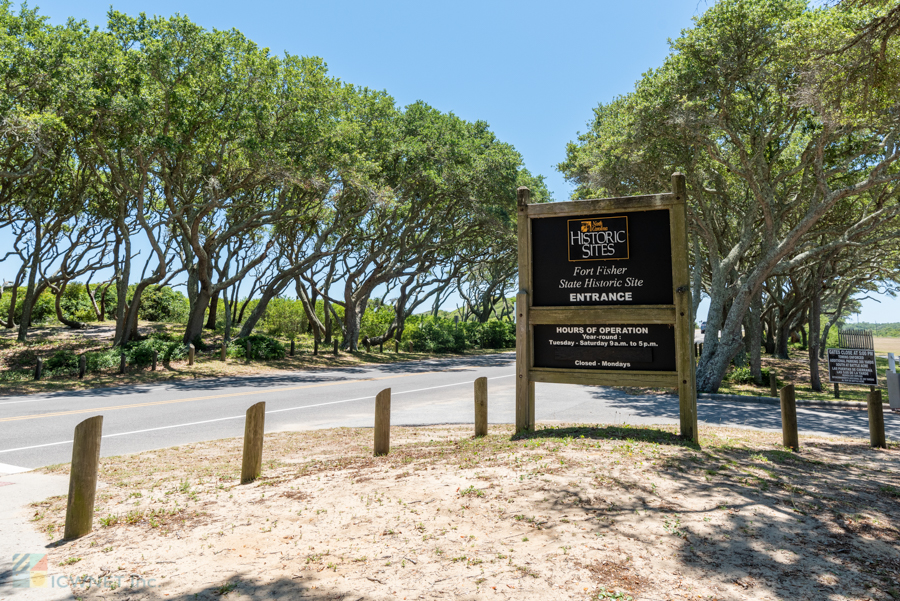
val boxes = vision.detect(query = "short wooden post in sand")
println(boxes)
[779,384,799,451]
[64,416,103,540]
[374,389,391,456]
[474,377,488,437]
[241,402,266,484]
[868,390,886,449]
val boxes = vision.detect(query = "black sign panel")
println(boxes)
[534,324,676,371]
[531,209,672,307]
[827,348,878,386]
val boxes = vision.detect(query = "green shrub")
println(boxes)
[228,335,286,360]
[406,318,467,353]
[85,349,119,372]
[163,342,188,362]
[262,298,307,340]
[360,301,394,339]
[477,320,515,348]
[403,317,515,353]
[727,366,773,385]
[149,331,181,343]
[46,349,78,375]
[138,286,189,323]
[0,288,57,325]
[27,290,56,324]
[0,369,31,383]
[123,338,172,367]
[59,283,96,323]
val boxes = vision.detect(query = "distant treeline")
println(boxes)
[853,322,900,338]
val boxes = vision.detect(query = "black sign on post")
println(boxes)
[533,324,676,371]
[532,209,673,307]
[827,348,879,386]
[516,173,698,443]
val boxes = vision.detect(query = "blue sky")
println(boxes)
[9,0,900,322]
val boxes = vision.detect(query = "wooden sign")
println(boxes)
[827,348,878,386]
[516,173,698,442]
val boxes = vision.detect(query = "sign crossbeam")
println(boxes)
[516,173,698,442]
[530,306,677,325]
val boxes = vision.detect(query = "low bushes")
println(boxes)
[82,336,187,368]
[227,334,286,360]
[404,318,514,353]
[726,366,773,385]
[85,349,119,372]
[138,285,189,323]
[45,349,79,376]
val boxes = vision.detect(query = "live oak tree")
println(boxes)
[0,6,548,349]
[0,8,98,341]
[560,0,900,392]
[317,101,541,350]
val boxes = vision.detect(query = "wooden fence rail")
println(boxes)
[838,328,874,350]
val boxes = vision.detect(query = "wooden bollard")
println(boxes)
[769,372,778,397]
[221,342,227,361]
[64,415,103,540]
[474,377,488,437]
[408,341,413,353]
[241,402,266,484]
[34,357,42,380]
[245,339,252,363]
[152,350,158,371]
[374,388,391,456]
[188,343,195,366]
[290,339,295,357]
[780,384,799,451]
[379,342,383,353]
[333,339,339,355]
[314,338,318,356]
[833,382,839,399]
[119,353,126,374]
[867,390,886,449]
[78,354,86,379]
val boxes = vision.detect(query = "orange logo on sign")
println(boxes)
[580,220,607,232]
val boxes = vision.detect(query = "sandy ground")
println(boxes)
[874,338,900,355]
[28,423,900,601]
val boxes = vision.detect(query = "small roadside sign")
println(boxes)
[826,348,878,386]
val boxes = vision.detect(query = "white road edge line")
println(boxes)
[0,374,515,455]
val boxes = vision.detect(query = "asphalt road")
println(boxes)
[1,352,897,473]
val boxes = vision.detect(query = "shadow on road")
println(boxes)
[590,388,900,439]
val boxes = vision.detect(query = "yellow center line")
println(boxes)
[0,370,451,423]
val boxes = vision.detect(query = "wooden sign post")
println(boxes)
[516,173,698,442]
